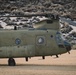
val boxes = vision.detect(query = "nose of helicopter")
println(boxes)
[64,41,72,51]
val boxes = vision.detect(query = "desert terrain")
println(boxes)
[0,50,76,75]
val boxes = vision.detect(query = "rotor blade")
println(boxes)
[0,12,56,18]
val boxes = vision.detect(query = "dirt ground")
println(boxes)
[0,50,76,75]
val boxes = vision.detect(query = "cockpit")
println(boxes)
[56,31,71,51]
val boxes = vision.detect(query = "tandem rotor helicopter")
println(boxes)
[0,13,71,66]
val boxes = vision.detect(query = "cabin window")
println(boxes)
[15,38,21,45]
[38,37,44,44]
[36,36,46,45]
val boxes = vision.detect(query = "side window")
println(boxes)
[36,36,46,45]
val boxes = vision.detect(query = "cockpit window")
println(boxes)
[56,34,63,44]
[61,34,66,41]
[56,31,64,48]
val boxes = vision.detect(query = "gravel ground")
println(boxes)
[0,50,76,75]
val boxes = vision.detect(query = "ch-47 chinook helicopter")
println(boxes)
[0,14,71,66]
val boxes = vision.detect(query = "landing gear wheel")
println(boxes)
[8,58,16,66]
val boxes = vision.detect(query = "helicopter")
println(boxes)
[0,14,71,66]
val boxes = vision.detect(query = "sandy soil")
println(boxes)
[0,50,76,75]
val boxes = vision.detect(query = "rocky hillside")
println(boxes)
[0,0,76,19]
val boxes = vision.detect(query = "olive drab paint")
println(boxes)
[0,19,71,66]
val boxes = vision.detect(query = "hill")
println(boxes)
[0,0,76,19]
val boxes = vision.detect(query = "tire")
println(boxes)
[8,58,16,66]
